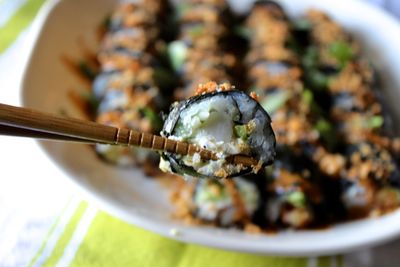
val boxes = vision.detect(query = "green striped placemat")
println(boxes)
[28,200,340,267]
[0,0,46,53]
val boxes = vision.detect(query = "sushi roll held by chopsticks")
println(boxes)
[160,82,276,179]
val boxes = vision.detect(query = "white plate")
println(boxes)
[21,0,400,256]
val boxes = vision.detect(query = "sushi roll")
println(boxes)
[260,144,329,228]
[301,11,379,111]
[95,86,162,166]
[92,1,171,166]
[172,177,260,226]
[160,82,276,179]
[168,0,238,99]
[299,10,381,146]
[300,9,362,90]
[243,2,353,228]
[193,178,260,226]
[341,142,400,217]
[327,64,384,144]
[244,1,321,149]
[301,10,392,147]
[264,165,321,228]
[245,1,290,48]
[296,9,400,222]
[243,2,317,228]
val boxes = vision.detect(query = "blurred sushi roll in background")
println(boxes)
[300,10,361,85]
[300,10,383,143]
[168,0,238,99]
[263,164,321,229]
[298,9,400,219]
[163,0,266,225]
[340,142,400,218]
[93,0,173,166]
[243,1,318,149]
[171,177,260,227]
[242,1,353,228]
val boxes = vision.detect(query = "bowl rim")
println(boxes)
[19,0,400,256]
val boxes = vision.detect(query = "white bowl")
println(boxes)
[21,0,400,256]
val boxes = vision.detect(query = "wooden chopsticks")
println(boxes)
[0,124,100,143]
[0,103,259,167]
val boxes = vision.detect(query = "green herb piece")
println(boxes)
[78,61,96,80]
[328,41,353,67]
[261,91,289,114]
[139,107,163,131]
[315,119,334,141]
[365,115,384,129]
[286,191,306,208]
[302,89,313,106]
[234,121,256,141]
[167,41,187,72]
[234,125,249,141]
[196,180,229,203]
[315,119,332,133]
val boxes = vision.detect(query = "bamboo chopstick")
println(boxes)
[0,103,258,167]
[0,124,101,143]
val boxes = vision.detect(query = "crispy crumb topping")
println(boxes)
[194,81,233,95]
